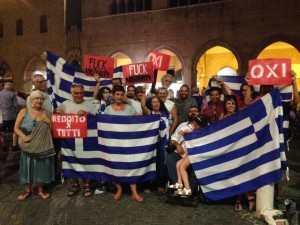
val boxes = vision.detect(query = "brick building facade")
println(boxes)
[0,0,299,92]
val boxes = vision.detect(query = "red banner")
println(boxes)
[84,55,114,78]
[248,58,292,85]
[122,62,154,85]
[52,114,87,138]
[148,52,171,71]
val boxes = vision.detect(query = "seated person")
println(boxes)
[166,106,201,194]
[168,115,208,196]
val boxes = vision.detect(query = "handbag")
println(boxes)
[19,121,55,158]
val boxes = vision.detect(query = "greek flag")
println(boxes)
[213,75,293,101]
[62,114,163,183]
[185,89,285,201]
[46,51,123,108]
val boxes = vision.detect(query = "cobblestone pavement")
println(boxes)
[0,139,299,225]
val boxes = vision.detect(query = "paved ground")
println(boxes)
[0,138,299,225]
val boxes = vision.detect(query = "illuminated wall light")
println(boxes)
[292,64,300,78]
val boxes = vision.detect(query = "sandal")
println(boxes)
[38,191,50,200]
[132,194,144,203]
[175,188,192,196]
[234,201,243,212]
[83,184,92,197]
[17,191,31,201]
[168,183,183,189]
[67,183,80,197]
[248,197,256,212]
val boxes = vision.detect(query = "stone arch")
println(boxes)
[192,39,241,90]
[0,57,13,87]
[144,45,185,97]
[144,44,185,70]
[23,55,46,92]
[107,49,134,67]
[251,35,300,59]
[253,37,300,89]
[144,45,184,80]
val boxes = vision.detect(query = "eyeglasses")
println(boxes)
[72,92,84,95]
[35,80,46,84]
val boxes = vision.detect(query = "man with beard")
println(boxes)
[173,85,197,125]
[165,106,200,192]
[201,86,223,124]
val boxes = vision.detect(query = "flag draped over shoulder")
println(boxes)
[184,89,285,201]
[62,114,162,183]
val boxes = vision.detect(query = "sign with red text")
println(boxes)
[148,51,171,71]
[84,55,114,78]
[52,114,87,138]
[122,62,154,85]
[248,58,292,85]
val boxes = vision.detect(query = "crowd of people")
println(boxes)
[0,70,299,212]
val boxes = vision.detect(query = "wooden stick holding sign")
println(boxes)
[148,51,171,93]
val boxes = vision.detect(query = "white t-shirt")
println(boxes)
[171,121,193,157]
[128,99,142,115]
[59,100,97,114]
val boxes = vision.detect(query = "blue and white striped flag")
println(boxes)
[46,51,124,108]
[213,75,293,101]
[62,114,162,183]
[185,88,285,201]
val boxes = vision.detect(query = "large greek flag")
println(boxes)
[185,89,285,201]
[61,114,163,183]
[46,52,166,183]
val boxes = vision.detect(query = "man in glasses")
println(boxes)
[55,84,97,198]
[27,74,52,112]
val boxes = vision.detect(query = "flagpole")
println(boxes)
[256,183,274,218]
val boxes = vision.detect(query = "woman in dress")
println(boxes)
[14,90,55,200]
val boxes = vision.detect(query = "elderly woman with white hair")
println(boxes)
[14,90,55,201]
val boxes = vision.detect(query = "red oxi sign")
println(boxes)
[248,58,292,85]
[52,114,87,138]
[122,62,154,85]
[148,52,171,71]
[84,55,114,78]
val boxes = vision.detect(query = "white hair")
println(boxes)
[4,82,13,90]
[29,90,46,101]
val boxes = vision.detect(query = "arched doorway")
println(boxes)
[146,49,183,98]
[0,58,13,90]
[23,55,46,92]
[111,52,133,67]
[196,46,238,92]
[257,41,300,90]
